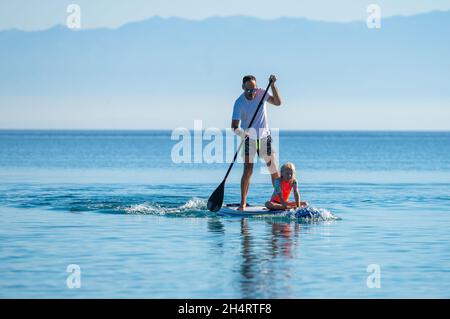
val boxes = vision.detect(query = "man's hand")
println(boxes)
[233,128,249,139]
[269,74,277,84]
[231,120,248,138]
[267,74,282,106]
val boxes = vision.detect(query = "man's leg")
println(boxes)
[260,135,279,187]
[239,158,253,210]
[265,153,279,187]
[239,138,256,211]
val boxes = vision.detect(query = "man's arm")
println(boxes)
[231,119,247,138]
[267,74,282,106]
[231,100,246,138]
[231,119,240,131]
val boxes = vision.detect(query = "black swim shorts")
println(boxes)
[243,134,273,158]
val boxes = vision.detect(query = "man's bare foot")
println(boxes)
[238,204,246,211]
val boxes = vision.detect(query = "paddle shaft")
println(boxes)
[222,79,273,182]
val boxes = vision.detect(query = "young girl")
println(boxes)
[265,162,308,211]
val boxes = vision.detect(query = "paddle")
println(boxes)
[207,78,273,212]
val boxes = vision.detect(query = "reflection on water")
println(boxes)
[240,218,258,298]
[206,218,304,298]
[268,221,301,259]
[233,219,341,298]
[207,217,305,298]
[207,217,225,234]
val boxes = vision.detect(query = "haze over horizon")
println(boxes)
[2,0,450,31]
[1,2,449,130]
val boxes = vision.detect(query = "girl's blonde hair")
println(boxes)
[280,162,296,177]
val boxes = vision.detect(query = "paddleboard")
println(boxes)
[218,203,326,219]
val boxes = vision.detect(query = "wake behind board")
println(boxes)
[218,203,327,219]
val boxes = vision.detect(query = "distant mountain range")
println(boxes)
[1,11,449,100]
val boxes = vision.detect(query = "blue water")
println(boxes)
[0,130,449,298]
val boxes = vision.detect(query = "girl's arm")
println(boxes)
[294,191,300,208]
[293,179,300,208]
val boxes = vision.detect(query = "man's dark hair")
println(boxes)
[242,75,256,84]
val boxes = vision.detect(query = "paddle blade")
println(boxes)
[207,181,225,212]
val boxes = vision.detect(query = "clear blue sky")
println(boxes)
[1,0,450,30]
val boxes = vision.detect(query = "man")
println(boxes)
[231,74,282,211]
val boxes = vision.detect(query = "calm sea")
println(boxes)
[0,130,449,298]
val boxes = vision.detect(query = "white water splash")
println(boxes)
[179,198,207,210]
[293,206,339,221]
[122,197,208,216]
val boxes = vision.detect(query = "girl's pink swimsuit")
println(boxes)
[270,178,298,203]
